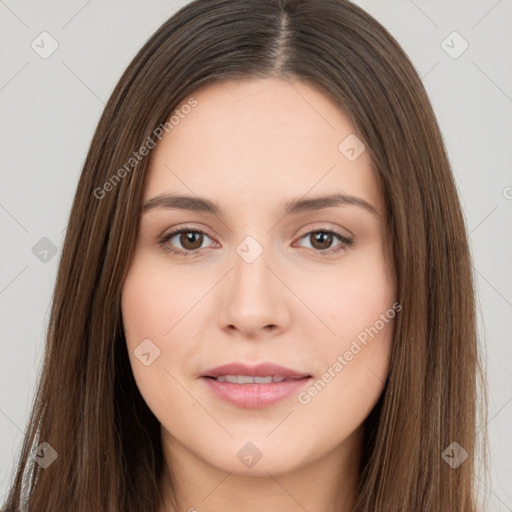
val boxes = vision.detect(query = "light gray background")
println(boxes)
[1,0,511,509]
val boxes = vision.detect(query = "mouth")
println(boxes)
[200,362,312,408]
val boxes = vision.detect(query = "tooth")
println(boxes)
[214,375,291,384]
[254,376,273,384]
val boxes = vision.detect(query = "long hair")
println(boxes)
[2,0,486,510]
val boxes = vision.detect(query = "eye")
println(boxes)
[158,226,353,257]
[294,229,353,255]
[159,227,216,257]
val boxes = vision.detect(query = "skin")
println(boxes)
[121,77,397,512]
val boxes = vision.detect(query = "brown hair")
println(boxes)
[2,0,486,510]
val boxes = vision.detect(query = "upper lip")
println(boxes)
[201,362,311,379]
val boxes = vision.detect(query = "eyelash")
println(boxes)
[158,226,353,257]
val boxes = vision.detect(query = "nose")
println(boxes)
[216,241,291,339]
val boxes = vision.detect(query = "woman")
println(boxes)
[2,0,486,510]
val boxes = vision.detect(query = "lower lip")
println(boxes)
[201,377,312,408]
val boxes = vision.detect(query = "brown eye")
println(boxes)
[296,229,353,255]
[160,228,215,255]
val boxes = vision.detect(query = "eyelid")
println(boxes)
[160,223,214,240]
[294,223,353,241]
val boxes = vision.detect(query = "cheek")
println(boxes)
[296,282,395,449]
[311,242,396,337]
[121,270,222,462]
[121,268,172,346]
[295,244,396,414]
[120,255,199,405]
[121,250,203,343]
[296,320,393,459]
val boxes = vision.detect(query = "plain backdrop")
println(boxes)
[1,0,511,509]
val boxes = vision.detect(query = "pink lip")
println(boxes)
[200,362,312,409]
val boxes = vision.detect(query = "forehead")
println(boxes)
[144,77,383,217]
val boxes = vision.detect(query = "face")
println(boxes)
[121,77,397,478]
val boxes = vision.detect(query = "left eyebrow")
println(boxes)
[283,193,379,218]
[142,192,379,218]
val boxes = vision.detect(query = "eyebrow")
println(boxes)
[142,192,379,218]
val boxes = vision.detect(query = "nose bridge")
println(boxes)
[216,231,288,335]
[231,233,274,301]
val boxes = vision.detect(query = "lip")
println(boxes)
[201,362,311,379]
[200,362,312,409]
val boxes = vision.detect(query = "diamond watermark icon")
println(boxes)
[441,441,468,468]
[134,338,161,366]
[31,31,59,59]
[32,237,58,263]
[441,31,469,59]
[32,442,58,469]
[338,134,366,161]
[236,236,263,264]
[237,442,262,468]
